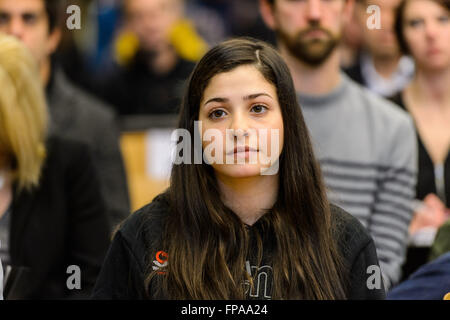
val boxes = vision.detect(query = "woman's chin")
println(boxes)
[213,163,268,179]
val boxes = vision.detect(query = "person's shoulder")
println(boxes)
[330,204,387,299]
[52,69,117,121]
[330,204,373,258]
[330,203,369,236]
[176,57,196,75]
[342,58,364,86]
[36,136,96,193]
[388,92,405,110]
[45,135,91,165]
[43,136,104,191]
[387,252,450,300]
[116,192,170,252]
[345,75,411,126]
[0,256,3,300]
[345,76,415,150]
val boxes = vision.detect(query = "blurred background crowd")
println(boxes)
[0,0,449,299]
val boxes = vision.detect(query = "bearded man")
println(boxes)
[259,0,417,291]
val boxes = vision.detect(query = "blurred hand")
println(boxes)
[409,194,450,235]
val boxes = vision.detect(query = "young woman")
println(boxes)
[92,38,384,300]
[0,34,110,299]
[393,0,450,277]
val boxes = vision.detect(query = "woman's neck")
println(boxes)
[372,53,402,79]
[216,173,279,226]
[407,67,450,108]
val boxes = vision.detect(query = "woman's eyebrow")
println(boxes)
[203,97,229,106]
[203,93,273,107]
[243,93,273,100]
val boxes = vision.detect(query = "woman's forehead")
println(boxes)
[201,65,277,104]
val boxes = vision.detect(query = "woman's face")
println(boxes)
[198,64,284,179]
[403,0,450,71]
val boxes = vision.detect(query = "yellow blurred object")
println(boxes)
[170,19,208,62]
[444,292,450,300]
[120,132,170,212]
[113,19,207,66]
[115,31,140,66]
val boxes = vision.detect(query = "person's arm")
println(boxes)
[408,194,449,247]
[387,252,450,300]
[91,230,147,300]
[369,116,418,290]
[91,111,131,230]
[0,256,3,300]
[347,238,386,300]
[429,220,450,261]
[92,194,167,300]
[65,141,111,299]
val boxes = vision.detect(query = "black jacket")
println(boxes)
[98,51,195,115]
[390,93,450,207]
[92,194,386,300]
[47,68,130,229]
[7,136,110,299]
[390,93,450,280]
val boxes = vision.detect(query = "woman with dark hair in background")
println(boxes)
[0,34,110,299]
[391,0,450,279]
[92,38,384,300]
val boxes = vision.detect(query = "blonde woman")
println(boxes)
[0,34,110,299]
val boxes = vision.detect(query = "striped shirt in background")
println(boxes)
[298,73,418,290]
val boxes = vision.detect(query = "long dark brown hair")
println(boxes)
[145,38,348,299]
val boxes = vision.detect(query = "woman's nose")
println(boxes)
[229,112,250,138]
[424,20,439,40]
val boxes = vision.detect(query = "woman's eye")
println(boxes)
[251,105,268,114]
[438,15,449,23]
[407,18,423,28]
[0,13,10,25]
[209,109,226,119]
[23,13,38,25]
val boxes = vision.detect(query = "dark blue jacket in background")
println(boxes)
[387,252,450,300]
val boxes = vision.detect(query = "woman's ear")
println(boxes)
[259,0,277,31]
[47,28,62,56]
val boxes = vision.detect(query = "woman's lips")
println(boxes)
[427,47,441,55]
[227,146,259,156]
